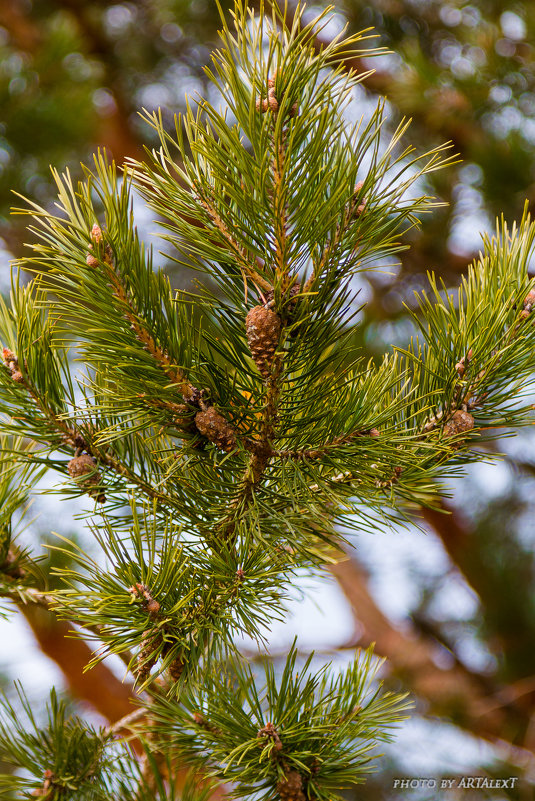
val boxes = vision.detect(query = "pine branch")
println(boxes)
[148,644,409,801]
[3,0,535,795]
[197,191,273,294]
[1,340,176,508]
[275,426,380,461]
[92,226,198,403]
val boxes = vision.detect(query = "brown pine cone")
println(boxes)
[443,410,475,440]
[136,629,161,684]
[195,406,237,452]
[67,454,105,502]
[246,305,281,377]
[276,770,306,801]
[168,656,184,682]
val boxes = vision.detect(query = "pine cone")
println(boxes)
[195,406,237,452]
[246,305,281,377]
[443,410,475,440]
[168,656,184,682]
[67,454,105,502]
[137,629,161,684]
[276,770,306,801]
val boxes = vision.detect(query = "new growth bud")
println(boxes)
[353,181,367,216]
[91,223,103,244]
[2,348,24,383]
[520,289,535,320]
[86,223,104,268]
[257,721,283,751]
[256,75,298,117]
[129,582,161,617]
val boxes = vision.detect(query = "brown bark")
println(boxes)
[18,603,230,794]
[329,555,532,748]
[19,603,135,723]
[0,0,41,51]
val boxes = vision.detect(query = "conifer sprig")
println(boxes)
[148,645,410,801]
[50,503,291,689]
[0,437,45,610]
[0,686,127,799]
[2,0,535,796]
[398,209,535,443]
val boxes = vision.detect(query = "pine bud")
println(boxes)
[267,86,279,112]
[246,305,281,377]
[67,454,106,502]
[91,223,103,244]
[524,290,535,310]
[455,359,465,377]
[32,770,55,796]
[195,406,237,452]
[129,582,160,616]
[354,180,367,215]
[146,599,160,615]
[443,409,475,440]
[2,347,16,366]
[2,347,23,382]
[86,253,100,269]
[257,721,283,751]
[276,770,306,801]
[256,76,297,117]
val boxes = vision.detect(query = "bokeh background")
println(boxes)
[1,1,535,799]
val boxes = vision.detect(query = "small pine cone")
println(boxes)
[276,770,306,801]
[168,656,184,682]
[86,253,99,268]
[246,305,281,377]
[195,406,237,452]
[137,629,161,684]
[67,454,105,502]
[443,410,475,440]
